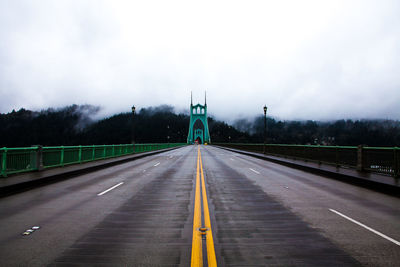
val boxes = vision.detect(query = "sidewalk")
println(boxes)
[214,146,400,193]
[0,147,181,196]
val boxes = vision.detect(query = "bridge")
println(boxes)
[0,144,399,266]
[0,97,399,266]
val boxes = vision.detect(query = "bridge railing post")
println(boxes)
[78,146,82,163]
[60,146,65,167]
[357,145,365,171]
[335,146,339,167]
[35,145,43,171]
[394,147,399,178]
[92,145,95,160]
[1,148,7,177]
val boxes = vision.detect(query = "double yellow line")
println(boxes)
[191,146,217,267]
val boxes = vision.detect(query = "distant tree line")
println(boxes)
[235,117,400,146]
[0,104,399,147]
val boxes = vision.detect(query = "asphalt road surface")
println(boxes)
[0,145,399,266]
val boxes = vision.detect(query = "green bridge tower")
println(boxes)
[187,92,210,144]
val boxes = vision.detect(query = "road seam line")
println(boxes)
[249,168,260,174]
[97,182,124,196]
[329,208,400,246]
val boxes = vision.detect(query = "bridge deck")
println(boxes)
[0,145,399,266]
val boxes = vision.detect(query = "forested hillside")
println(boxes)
[1,105,399,147]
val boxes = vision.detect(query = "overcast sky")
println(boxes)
[0,0,399,121]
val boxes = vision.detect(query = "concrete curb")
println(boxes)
[213,145,400,196]
[0,146,184,197]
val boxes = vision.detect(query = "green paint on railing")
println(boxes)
[214,143,399,177]
[1,143,186,177]
[215,143,359,149]
[1,148,7,177]
[364,146,399,150]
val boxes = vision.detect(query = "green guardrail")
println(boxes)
[214,143,400,177]
[0,143,186,177]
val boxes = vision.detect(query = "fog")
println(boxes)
[1,0,399,121]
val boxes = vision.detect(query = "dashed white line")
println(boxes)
[97,182,124,196]
[329,209,400,246]
[249,168,260,174]
[230,158,235,161]
[153,162,160,167]
[169,155,173,159]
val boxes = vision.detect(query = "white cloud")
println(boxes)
[0,0,399,120]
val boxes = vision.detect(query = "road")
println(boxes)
[0,145,399,266]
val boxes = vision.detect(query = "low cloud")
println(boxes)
[0,0,399,121]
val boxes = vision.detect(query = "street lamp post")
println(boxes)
[263,105,267,154]
[167,125,170,143]
[131,105,136,145]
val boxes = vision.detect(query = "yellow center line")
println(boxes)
[191,147,203,266]
[199,148,217,266]
[191,146,217,267]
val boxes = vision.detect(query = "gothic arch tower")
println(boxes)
[187,92,211,144]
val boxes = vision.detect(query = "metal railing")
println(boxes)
[214,143,399,177]
[1,143,186,177]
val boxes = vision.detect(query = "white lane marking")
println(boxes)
[230,158,234,161]
[329,209,400,246]
[169,155,173,159]
[142,169,146,173]
[153,162,160,167]
[249,168,260,174]
[97,182,124,196]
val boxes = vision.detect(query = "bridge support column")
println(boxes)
[187,92,210,144]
